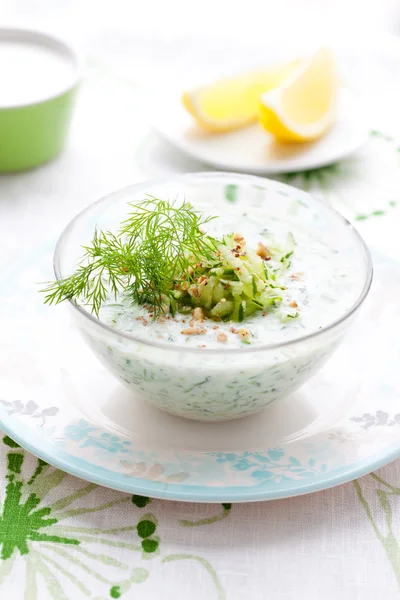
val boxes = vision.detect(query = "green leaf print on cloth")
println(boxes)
[0,435,226,599]
[354,472,400,588]
[0,437,79,560]
[278,130,400,226]
[0,436,156,598]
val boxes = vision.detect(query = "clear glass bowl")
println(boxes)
[54,172,372,422]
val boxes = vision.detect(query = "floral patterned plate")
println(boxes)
[1,242,399,503]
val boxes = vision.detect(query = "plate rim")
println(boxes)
[1,229,399,504]
[1,413,399,503]
[1,246,399,501]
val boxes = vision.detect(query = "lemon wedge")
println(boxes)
[259,48,338,142]
[182,60,300,133]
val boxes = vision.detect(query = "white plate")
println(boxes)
[0,245,399,502]
[149,90,369,174]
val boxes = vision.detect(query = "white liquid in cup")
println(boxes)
[0,37,77,107]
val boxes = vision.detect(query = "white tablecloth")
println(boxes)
[1,4,400,598]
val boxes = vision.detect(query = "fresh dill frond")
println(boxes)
[42,197,220,317]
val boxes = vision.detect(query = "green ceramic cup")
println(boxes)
[0,28,81,172]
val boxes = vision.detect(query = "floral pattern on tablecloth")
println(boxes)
[1,433,400,599]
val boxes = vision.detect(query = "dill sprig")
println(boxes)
[42,197,220,317]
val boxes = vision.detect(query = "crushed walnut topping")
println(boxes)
[192,307,204,321]
[189,285,200,297]
[256,242,271,260]
[237,328,249,340]
[135,316,149,326]
[181,327,206,335]
[217,331,228,342]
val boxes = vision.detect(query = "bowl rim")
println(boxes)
[0,26,83,110]
[53,171,373,355]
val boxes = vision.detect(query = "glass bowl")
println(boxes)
[54,172,372,422]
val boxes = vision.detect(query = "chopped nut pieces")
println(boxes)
[189,285,200,297]
[289,301,298,308]
[193,307,204,321]
[238,328,249,340]
[217,332,228,342]
[135,316,149,326]
[181,327,206,335]
[256,242,271,260]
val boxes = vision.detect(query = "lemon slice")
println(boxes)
[182,60,300,133]
[259,48,338,142]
